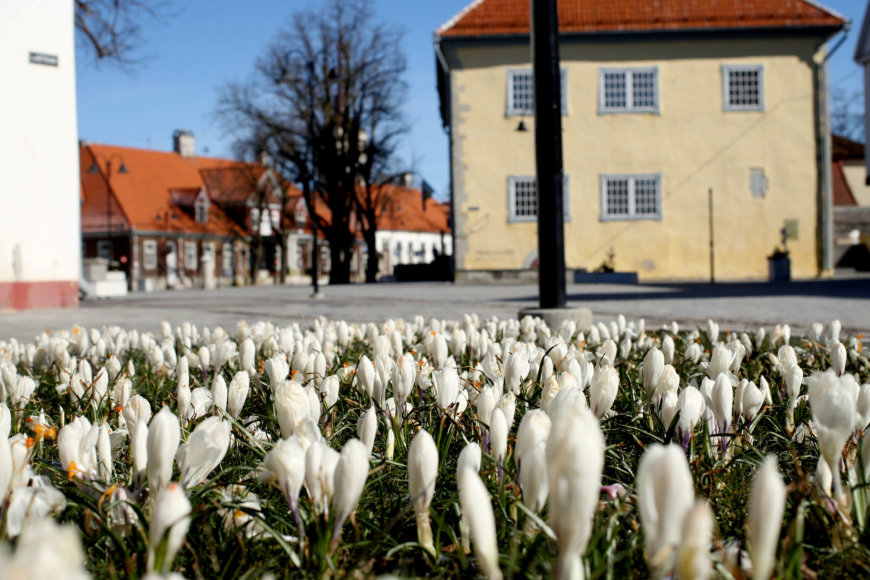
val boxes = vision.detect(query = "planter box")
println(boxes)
[573,271,638,284]
[768,257,791,282]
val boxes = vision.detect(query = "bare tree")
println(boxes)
[831,87,865,143]
[74,0,173,66]
[217,0,407,284]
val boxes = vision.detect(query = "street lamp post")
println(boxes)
[306,60,321,298]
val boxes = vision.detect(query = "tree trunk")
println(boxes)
[279,231,288,284]
[364,229,378,283]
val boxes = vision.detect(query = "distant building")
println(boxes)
[0,1,79,308]
[832,134,870,269]
[436,0,846,281]
[80,133,291,291]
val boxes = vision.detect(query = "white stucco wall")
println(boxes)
[376,230,453,274]
[0,0,79,303]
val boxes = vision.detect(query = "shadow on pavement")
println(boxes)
[502,278,870,304]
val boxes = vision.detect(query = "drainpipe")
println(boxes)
[817,23,850,275]
[434,34,456,281]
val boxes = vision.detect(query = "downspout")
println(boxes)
[434,34,456,281]
[817,23,850,275]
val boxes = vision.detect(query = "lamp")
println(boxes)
[516,120,528,132]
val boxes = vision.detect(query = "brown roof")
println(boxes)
[201,165,278,205]
[437,0,845,38]
[80,143,248,237]
[832,160,858,206]
[832,134,865,161]
[374,185,451,234]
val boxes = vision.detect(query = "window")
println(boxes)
[222,243,234,275]
[723,65,763,111]
[97,240,112,261]
[508,175,571,223]
[194,199,209,223]
[185,241,197,270]
[600,174,662,220]
[143,240,158,270]
[507,69,567,116]
[599,68,658,113]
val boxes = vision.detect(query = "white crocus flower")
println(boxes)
[408,429,439,555]
[0,516,90,579]
[147,406,181,492]
[637,444,694,577]
[331,438,370,549]
[546,402,604,580]
[212,374,228,414]
[748,457,786,580]
[808,370,856,498]
[275,380,310,438]
[676,501,714,580]
[676,386,705,449]
[356,355,376,399]
[228,371,250,419]
[642,348,665,399]
[148,482,192,574]
[589,365,618,419]
[357,405,378,458]
[176,416,231,488]
[261,436,307,532]
[305,439,340,516]
[458,466,502,580]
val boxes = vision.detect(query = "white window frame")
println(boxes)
[600,174,663,221]
[222,243,233,275]
[722,64,764,111]
[508,175,571,223]
[598,67,659,114]
[185,241,197,271]
[506,68,568,116]
[143,240,158,271]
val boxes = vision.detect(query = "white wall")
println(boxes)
[376,230,452,275]
[0,0,79,306]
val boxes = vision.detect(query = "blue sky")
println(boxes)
[76,0,867,202]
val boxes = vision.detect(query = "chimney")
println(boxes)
[173,130,195,158]
[403,172,414,188]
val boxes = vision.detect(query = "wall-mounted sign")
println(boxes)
[29,52,58,67]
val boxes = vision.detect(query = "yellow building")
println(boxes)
[435,0,846,281]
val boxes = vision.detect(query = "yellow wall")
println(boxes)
[843,160,870,206]
[445,36,826,280]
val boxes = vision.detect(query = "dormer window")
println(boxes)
[194,190,210,224]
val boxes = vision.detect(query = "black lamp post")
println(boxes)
[531,0,567,309]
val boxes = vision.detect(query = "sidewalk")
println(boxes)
[2,277,868,342]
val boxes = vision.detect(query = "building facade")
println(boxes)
[0,0,80,308]
[436,0,845,281]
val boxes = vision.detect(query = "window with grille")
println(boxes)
[506,69,568,116]
[599,68,658,113]
[600,174,662,220]
[723,65,763,111]
[222,243,234,275]
[185,241,197,270]
[143,240,157,270]
[508,175,571,223]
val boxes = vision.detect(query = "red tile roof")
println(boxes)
[437,0,845,38]
[80,143,250,237]
[373,185,451,234]
[832,160,858,206]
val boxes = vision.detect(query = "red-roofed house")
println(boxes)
[80,132,298,291]
[436,0,846,281]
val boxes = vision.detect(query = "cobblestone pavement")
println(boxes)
[1,276,869,341]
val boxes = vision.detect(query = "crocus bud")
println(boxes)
[0,434,12,503]
[589,365,619,419]
[807,370,855,498]
[662,335,675,365]
[546,403,604,580]
[515,410,551,473]
[275,380,310,438]
[434,365,461,413]
[637,444,694,576]
[331,439,369,546]
[408,429,438,555]
[239,338,255,374]
[783,364,803,410]
[305,439,340,516]
[357,406,377,458]
[97,423,112,482]
[392,353,416,411]
[676,386,705,448]
[356,356,376,399]
[176,417,231,488]
[712,373,733,435]
[748,457,786,580]
[261,436,306,522]
[741,381,764,423]
[642,348,664,399]
[519,441,548,514]
[504,350,530,396]
[830,341,847,376]
[677,501,713,580]
[458,467,502,580]
[148,482,191,574]
[320,374,340,410]
[856,383,870,432]
[212,374,228,414]
[227,371,250,419]
[147,407,181,491]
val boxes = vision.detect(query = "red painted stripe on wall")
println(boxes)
[0,281,78,310]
